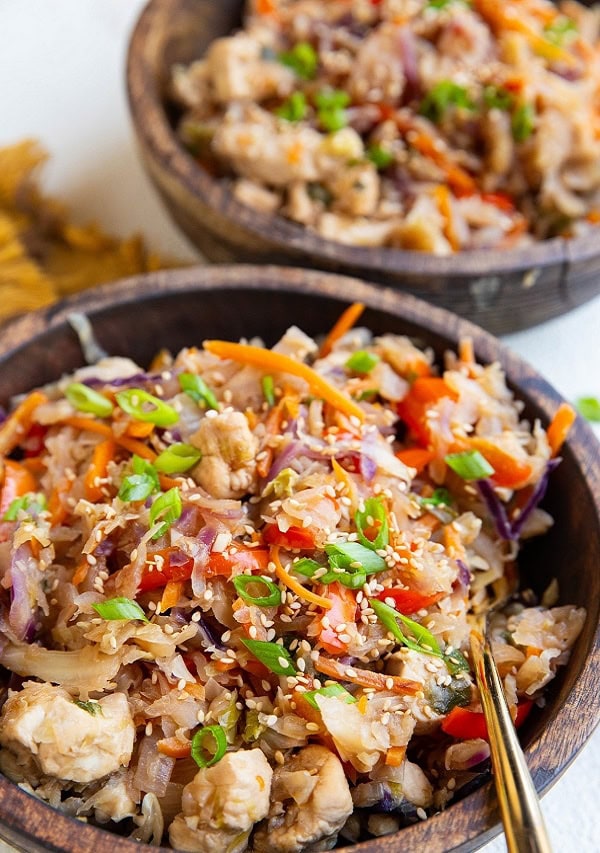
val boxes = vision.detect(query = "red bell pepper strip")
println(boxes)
[441,700,533,741]
[263,523,315,550]
[397,378,458,447]
[0,460,38,517]
[318,583,358,654]
[139,544,270,591]
[376,587,444,615]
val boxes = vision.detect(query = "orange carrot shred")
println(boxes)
[157,737,192,759]
[84,439,116,502]
[271,546,332,610]
[159,580,184,613]
[0,391,48,456]
[546,403,576,457]
[204,340,365,422]
[385,746,407,767]
[61,417,157,460]
[319,302,366,357]
[72,558,89,587]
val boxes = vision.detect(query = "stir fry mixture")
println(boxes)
[0,306,585,850]
[172,0,600,253]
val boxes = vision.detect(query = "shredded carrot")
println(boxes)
[385,746,407,767]
[357,694,369,715]
[0,460,38,515]
[125,421,155,439]
[444,523,467,564]
[62,417,157,460]
[29,539,41,560]
[546,403,576,457]
[458,337,475,365]
[434,185,460,251]
[271,545,332,610]
[0,391,48,456]
[48,477,72,526]
[159,580,184,613]
[72,558,89,586]
[84,439,116,502]
[204,340,365,422]
[314,654,421,695]
[395,447,434,473]
[157,737,191,759]
[184,682,205,699]
[319,302,366,357]
[587,210,600,224]
[331,457,358,511]
[215,659,239,673]
[525,645,543,659]
[410,132,476,196]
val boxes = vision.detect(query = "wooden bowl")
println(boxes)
[0,264,598,853]
[126,0,600,336]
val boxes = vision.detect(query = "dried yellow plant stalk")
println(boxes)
[0,140,175,321]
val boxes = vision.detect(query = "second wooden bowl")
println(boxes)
[126,0,600,335]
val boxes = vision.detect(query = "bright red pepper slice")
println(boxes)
[139,545,270,591]
[263,523,315,550]
[139,548,194,591]
[376,587,445,615]
[441,701,533,741]
[397,378,458,447]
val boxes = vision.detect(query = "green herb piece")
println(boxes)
[243,709,267,743]
[92,597,149,622]
[119,455,160,502]
[116,388,179,427]
[483,85,514,111]
[325,540,387,574]
[293,558,323,578]
[575,396,600,422]
[346,350,381,375]
[315,88,350,132]
[216,692,241,743]
[65,382,113,418]
[420,81,473,123]
[419,488,452,508]
[358,389,379,402]
[74,699,103,716]
[304,683,357,709]
[444,648,470,675]
[355,497,389,552]
[293,555,366,589]
[2,493,46,521]
[262,375,276,407]
[427,678,471,714]
[232,575,281,607]
[370,599,443,656]
[366,144,394,170]
[149,487,182,538]
[307,182,333,205]
[544,16,578,46]
[511,103,535,143]
[179,373,219,410]
[240,638,296,676]
[445,449,494,481]
[191,725,227,769]
[265,467,299,499]
[278,41,318,79]
[154,443,202,474]
[276,90,308,122]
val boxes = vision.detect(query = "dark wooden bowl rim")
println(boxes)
[126,0,600,279]
[0,265,598,853]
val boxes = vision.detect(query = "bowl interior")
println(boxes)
[0,265,598,853]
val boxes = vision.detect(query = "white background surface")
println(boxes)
[1,2,599,851]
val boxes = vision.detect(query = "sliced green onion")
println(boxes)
[304,683,357,709]
[420,81,473,124]
[276,90,308,122]
[65,382,113,418]
[325,540,387,574]
[366,145,394,170]
[232,575,281,607]
[315,87,350,132]
[346,350,380,375]
[119,456,159,502]
[544,16,577,46]
[240,638,296,676]
[293,556,366,589]
[575,396,600,423]
[191,725,228,769]
[155,443,202,474]
[278,42,318,79]
[445,449,494,481]
[293,558,323,578]
[149,487,182,538]
[2,493,46,521]
[444,648,470,675]
[419,488,452,508]
[354,497,389,552]
[262,375,276,407]
[116,388,179,426]
[74,699,103,716]
[511,103,535,143]
[92,596,149,622]
[179,373,219,410]
[370,599,443,656]
[483,85,513,111]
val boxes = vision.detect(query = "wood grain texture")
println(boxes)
[0,264,598,853]
[125,0,600,335]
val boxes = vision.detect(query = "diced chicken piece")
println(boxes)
[191,411,258,499]
[316,213,398,247]
[348,23,406,104]
[329,162,381,217]
[285,181,321,226]
[81,774,137,823]
[171,60,213,111]
[168,749,272,853]
[205,33,295,103]
[0,682,135,784]
[213,118,323,186]
[233,178,280,213]
[389,196,453,255]
[253,745,353,853]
